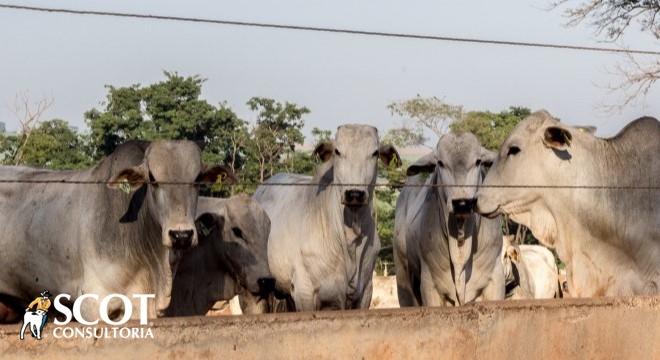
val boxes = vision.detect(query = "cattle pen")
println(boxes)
[1,2,659,360]
[2,297,659,359]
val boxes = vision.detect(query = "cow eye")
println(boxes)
[371,150,379,158]
[231,227,244,239]
[507,146,521,156]
[334,149,341,156]
[437,160,445,168]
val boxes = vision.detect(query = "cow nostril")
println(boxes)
[452,198,477,214]
[169,229,195,249]
[345,190,366,203]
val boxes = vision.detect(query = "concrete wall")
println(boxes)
[1,297,658,359]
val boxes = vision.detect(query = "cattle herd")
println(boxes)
[0,110,658,323]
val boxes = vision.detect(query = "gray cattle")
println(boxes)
[166,195,273,316]
[476,110,660,297]
[253,124,400,311]
[394,132,504,306]
[0,140,232,322]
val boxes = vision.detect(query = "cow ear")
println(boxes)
[406,153,437,176]
[543,126,572,150]
[480,148,497,167]
[379,144,402,167]
[313,142,335,162]
[506,246,520,263]
[108,166,148,193]
[195,212,224,240]
[197,165,237,185]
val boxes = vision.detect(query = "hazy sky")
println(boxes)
[0,0,658,142]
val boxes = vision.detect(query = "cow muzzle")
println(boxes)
[257,277,276,296]
[475,196,500,218]
[168,229,195,250]
[451,198,477,221]
[343,189,367,209]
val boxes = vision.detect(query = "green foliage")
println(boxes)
[382,126,426,147]
[450,106,531,150]
[311,127,332,145]
[243,97,310,182]
[374,158,409,273]
[247,97,308,149]
[0,120,92,169]
[85,71,243,162]
[0,133,19,164]
[20,120,93,169]
[388,96,464,137]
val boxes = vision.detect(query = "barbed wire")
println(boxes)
[1,3,660,56]
[0,179,657,190]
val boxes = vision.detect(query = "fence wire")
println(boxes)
[1,3,660,56]
[0,179,657,190]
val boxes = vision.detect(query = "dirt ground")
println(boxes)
[2,296,659,359]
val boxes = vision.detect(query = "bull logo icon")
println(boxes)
[19,290,52,340]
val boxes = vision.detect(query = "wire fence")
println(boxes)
[0,3,658,192]
[0,179,657,190]
[1,3,660,56]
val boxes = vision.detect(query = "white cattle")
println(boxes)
[395,132,504,306]
[254,124,400,311]
[477,111,660,296]
[501,236,559,299]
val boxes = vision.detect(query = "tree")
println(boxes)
[382,126,427,147]
[245,97,310,180]
[552,1,660,106]
[374,157,408,274]
[450,106,531,150]
[9,92,54,165]
[17,119,93,169]
[0,133,19,164]
[311,127,332,145]
[388,96,464,138]
[85,71,243,160]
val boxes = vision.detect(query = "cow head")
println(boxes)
[406,132,495,221]
[195,195,274,297]
[475,110,579,246]
[500,236,519,283]
[108,141,235,250]
[314,125,401,210]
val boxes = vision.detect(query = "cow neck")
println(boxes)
[312,164,367,244]
[167,240,238,316]
[313,164,369,301]
[432,171,476,305]
[94,150,172,315]
[546,127,656,293]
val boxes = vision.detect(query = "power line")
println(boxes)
[0,179,657,190]
[1,3,660,56]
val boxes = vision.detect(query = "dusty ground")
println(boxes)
[370,275,399,309]
[2,296,659,359]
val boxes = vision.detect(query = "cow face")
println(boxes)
[407,132,495,220]
[475,110,575,245]
[196,195,274,296]
[109,141,234,250]
[314,125,400,210]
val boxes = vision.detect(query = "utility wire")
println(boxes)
[0,179,656,190]
[1,3,660,56]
